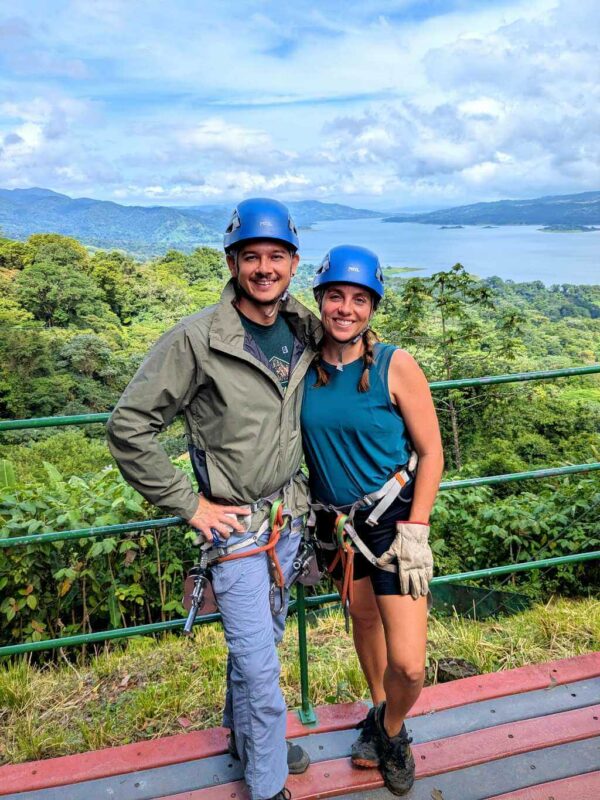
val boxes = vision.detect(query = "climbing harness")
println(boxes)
[183,548,216,634]
[308,453,418,631]
[288,538,321,587]
[183,497,299,633]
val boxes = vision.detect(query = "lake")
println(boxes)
[293,219,599,285]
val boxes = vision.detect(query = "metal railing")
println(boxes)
[1,364,599,725]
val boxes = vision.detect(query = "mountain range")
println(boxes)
[0,187,598,256]
[383,191,600,226]
[0,188,381,255]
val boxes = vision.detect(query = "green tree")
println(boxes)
[27,233,88,269]
[182,247,226,284]
[0,238,31,270]
[378,264,525,469]
[57,334,114,378]
[15,260,107,328]
[89,251,140,322]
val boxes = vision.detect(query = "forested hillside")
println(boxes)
[0,189,381,255]
[384,190,600,225]
[0,233,598,648]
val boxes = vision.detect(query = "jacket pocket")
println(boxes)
[189,445,212,496]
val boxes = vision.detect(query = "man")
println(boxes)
[106,198,320,800]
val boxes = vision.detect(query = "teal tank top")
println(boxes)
[301,343,412,506]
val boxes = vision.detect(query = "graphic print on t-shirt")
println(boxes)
[238,313,296,389]
[269,355,291,385]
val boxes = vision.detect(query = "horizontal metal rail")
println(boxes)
[2,548,598,657]
[1,365,598,431]
[0,412,110,431]
[438,461,600,491]
[0,517,182,549]
[2,462,599,549]
[428,363,600,391]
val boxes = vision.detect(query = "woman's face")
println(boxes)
[320,284,373,342]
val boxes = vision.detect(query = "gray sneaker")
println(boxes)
[374,702,415,796]
[350,706,380,768]
[227,733,310,774]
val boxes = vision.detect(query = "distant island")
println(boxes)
[539,225,600,233]
[439,225,464,229]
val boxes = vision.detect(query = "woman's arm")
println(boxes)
[388,349,444,523]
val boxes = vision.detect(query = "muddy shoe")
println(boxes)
[228,732,310,774]
[374,703,415,796]
[351,706,380,768]
[226,731,239,760]
[267,789,291,800]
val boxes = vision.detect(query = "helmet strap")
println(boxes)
[331,324,370,371]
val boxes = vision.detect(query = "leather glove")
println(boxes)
[376,521,433,600]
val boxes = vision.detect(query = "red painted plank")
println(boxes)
[0,727,230,798]
[159,704,600,800]
[411,651,600,717]
[413,703,600,779]
[1,652,598,796]
[286,701,368,737]
[487,770,600,800]
[0,705,366,797]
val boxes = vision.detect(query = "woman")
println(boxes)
[301,245,444,796]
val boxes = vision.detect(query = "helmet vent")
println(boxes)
[317,254,330,274]
[225,209,241,234]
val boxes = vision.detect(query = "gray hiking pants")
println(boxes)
[211,519,303,800]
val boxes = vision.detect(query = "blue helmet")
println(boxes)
[223,198,299,252]
[313,245,384,306]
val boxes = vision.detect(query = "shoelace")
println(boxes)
[385,731,413,769]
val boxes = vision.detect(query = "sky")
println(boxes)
[0,0,598,210]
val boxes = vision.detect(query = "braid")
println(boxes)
[313,337,331,388]
[358,328,378,392]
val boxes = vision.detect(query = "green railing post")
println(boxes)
[295,583,317,725]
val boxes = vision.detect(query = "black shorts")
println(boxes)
[314,493,413,596]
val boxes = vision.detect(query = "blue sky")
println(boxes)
[0,0,598,209]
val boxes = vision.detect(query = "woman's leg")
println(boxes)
[342,575,388,704]
[375,593,428,736]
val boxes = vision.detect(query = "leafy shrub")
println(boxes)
[431,478,600,596]
[0,463,196,649]
[0,430,114,485]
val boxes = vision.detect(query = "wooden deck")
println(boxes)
[1,653,599,800]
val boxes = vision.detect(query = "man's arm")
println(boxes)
[106,323,202,520]
[107,323,250,539]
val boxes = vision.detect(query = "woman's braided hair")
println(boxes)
[314,327,379,392]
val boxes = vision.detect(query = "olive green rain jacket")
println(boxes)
[106,280,321,529]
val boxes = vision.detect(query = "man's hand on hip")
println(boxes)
[187,495,251,541]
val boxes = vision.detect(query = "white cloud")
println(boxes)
[0,0,597,206]
[178,118,272,154]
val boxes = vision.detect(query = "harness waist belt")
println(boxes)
[308,451,418,575]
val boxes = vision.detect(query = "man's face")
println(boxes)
[227,241,299,306]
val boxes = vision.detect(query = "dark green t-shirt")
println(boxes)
[239,312,296,388]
